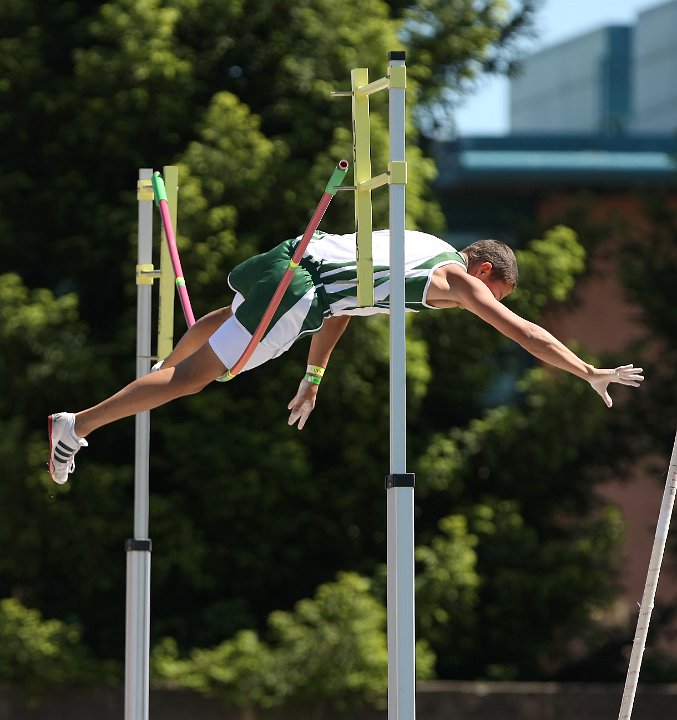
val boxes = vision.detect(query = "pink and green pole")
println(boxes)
[151,172,196,327]
[221,159,349,381]
[151,160,349,378]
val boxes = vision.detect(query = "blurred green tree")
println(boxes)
[151,572,434,711]
[0,0,640,694]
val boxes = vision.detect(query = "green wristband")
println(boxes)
[304,373,322,385]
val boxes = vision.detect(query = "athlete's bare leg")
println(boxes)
[74,342,226,438]
[161,306,233,368]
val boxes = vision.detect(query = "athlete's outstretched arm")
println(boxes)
[287,315,351,429]
[437,266,644,407]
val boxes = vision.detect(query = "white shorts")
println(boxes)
[208,288,323,373]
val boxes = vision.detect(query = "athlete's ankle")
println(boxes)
[73,414,89,439]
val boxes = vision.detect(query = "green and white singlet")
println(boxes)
[208,229,466,373]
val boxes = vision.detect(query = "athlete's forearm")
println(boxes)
[306,315,351,368]
[520,323,596,380]
[288,315,351,430]
[521,323,644,407]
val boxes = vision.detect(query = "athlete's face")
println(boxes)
[469,261,514,302]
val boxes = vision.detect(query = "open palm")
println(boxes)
[589,364,644,407]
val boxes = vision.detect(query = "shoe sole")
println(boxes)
[47,414,68,485]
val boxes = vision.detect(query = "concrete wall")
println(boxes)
[508,0,677,134]
[511,29,607,133]
[418,681,677,720]
[631,0,677,132]
[2,682,677,720]
[510,27,631,134]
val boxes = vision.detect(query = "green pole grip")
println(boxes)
[151,172,168,206]
[324,160,350,196]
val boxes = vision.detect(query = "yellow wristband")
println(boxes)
[306,364,325,377]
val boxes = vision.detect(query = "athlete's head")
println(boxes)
[461,239,518,302]
[463,239,518,286]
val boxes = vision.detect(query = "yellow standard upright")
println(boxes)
[337,55,407,306]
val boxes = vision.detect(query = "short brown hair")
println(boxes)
[463,239,518,287]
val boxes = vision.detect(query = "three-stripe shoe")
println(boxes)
[48,412,88,484]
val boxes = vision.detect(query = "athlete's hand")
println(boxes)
[588,364,644,408]
[287,379,319,430]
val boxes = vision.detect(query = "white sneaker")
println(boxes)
[48,412,88,484]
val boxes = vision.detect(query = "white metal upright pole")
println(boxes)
[618,429,677,720]
[125,169,154,720]
[385,51,415,720]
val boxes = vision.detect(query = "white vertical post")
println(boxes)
[618,429,677,720]
[386,51,415,720]
[125,169,154,720]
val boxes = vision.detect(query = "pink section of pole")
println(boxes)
[151,171,196,328]
[156,199,195,327]
[223,159,349,380]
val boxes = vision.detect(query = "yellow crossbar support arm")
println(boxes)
[359,172,390,192]
[356,76,390,97]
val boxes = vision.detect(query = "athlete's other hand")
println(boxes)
[287,379,319,430]
[588,364,644,408]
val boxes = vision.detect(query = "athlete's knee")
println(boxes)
[172,343,226,395]
[172,364,212,395]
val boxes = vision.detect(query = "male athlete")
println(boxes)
[48,230,643,484]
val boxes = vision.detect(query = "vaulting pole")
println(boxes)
[220,160,349,380]
[152,170,195,328]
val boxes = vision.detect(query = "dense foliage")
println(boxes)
[2,0,661,708]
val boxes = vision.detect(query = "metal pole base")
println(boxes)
[125,540,152,720]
